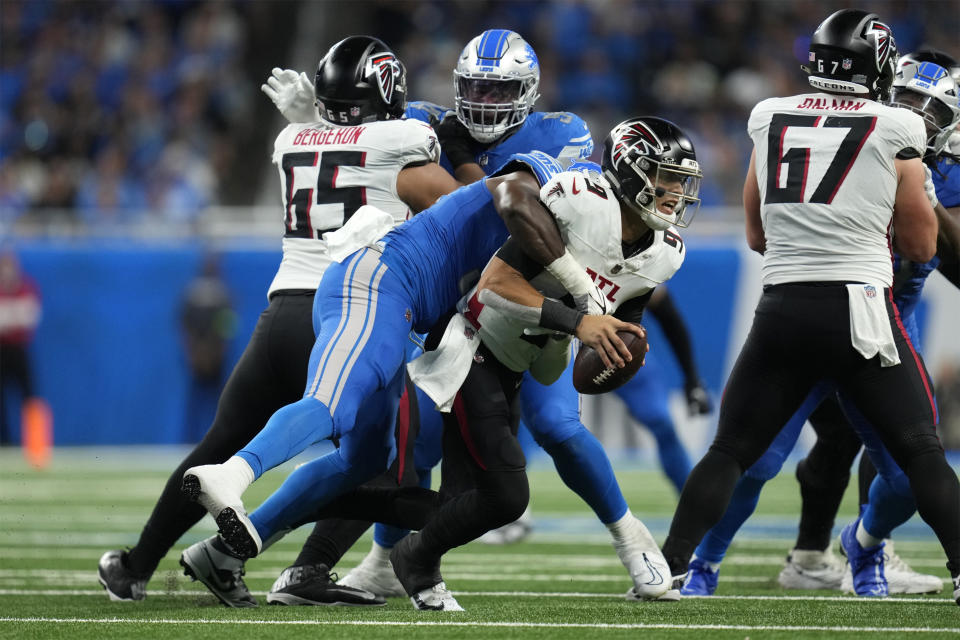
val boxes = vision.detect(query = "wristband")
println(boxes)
[539,298,584,335]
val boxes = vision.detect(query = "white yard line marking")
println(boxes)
[0,617,957,633]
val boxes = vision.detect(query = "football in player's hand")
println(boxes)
[572,330,647,394]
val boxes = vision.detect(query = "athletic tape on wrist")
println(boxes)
[546,251,594,297]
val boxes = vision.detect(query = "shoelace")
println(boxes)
[298,564,337,584]
[883,551,913,573]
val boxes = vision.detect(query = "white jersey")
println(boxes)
[267,118,440,297]
[464,169,685,372]
[748,93,926,287]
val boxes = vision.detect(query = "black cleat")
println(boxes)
[180,535,257,608]
[390,533,463,610]
[266,564,386,606]
[98,550,149,601]
[389,533,442,596]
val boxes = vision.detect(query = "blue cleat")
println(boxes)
[680,557,719,596]
[839,519,888,597]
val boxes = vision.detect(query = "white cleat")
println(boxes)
[641,572,686,602]
[612,515,670,600]
[777,547,845,590]
[339,547,406,598]
[881,540,943,595]
[182,464,261,559]
[410,582,465,611]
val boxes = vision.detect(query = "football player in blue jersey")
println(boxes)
[681,57,960,600]
[178,148,637,594]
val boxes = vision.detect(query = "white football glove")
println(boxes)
[946,131,960,157]
[261,67,319,123]
[576,284,609,316]
[923,164,939,209]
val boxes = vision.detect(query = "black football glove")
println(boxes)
[684,380,712,416]
[436,114,480,170]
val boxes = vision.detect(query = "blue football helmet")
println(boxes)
[454,29,540,143]
[890,62,960,156]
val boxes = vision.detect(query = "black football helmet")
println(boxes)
[601,117,701,231]
[803,9,898,101]
[314,36,407,126]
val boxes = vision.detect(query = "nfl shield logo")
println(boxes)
[842,58,853,70]
[350,106,361,117]
[865,285,876,298]
[809,52,816,62]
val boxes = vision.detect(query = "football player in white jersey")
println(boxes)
[97,35,460,606]
[383,118,700,609]
[659,9,960,606]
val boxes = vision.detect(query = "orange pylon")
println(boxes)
[21,397,52,469]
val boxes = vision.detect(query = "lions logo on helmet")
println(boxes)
[889,61,960,157]
[454,29,541,143]
[602,117,702,232]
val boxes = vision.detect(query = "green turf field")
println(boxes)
[0,447,956,639]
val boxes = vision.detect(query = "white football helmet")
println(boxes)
[889,61,960,157]
[454,29,540,143]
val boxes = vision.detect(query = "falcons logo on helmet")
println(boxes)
[865,20,893,72]
[611,121,663,165]
[365,53,402,104]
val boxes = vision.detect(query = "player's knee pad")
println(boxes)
[478,468,529,526]
[795,455,850,492]
[709,440,760,475]
[896,431,945,462]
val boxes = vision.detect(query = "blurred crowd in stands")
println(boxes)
[0,0,296,231]
[383,0,956,209]
[1,0,956,229]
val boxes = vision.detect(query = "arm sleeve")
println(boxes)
[495,237,546,281]
[936,237,960,288]
[647,289,701,383]
[612,291,652,325]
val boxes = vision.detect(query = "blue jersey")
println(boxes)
[892,157,960,324]
[381,151,565,332]
[932,156,960,208]
[405,101,593,175]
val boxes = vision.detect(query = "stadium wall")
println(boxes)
[5,238,958,451]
